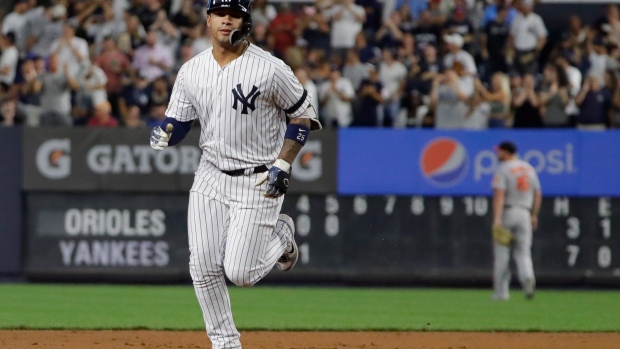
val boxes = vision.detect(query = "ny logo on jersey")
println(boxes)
[232,84,261,115]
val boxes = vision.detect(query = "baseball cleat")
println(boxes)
[276,214,298,272]
[524,278,535,299]
[491,293,509,301]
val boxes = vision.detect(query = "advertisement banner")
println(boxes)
[0,128,22,275]
[23,128,336,194]
[24,194,191,280]
[338,129,620,196]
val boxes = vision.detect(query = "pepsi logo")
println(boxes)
[420,138,469,187]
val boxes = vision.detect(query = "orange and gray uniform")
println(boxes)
[491,158,541,298]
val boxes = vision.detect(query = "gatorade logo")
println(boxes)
[420,138,469,187]
[36,138,71,179]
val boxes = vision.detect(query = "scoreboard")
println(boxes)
[277,195,620,285]
[24,193,620,285]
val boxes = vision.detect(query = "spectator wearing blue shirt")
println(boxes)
[481,0,517,28]
[575,74,613,130]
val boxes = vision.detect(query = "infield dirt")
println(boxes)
[1,330,619,349]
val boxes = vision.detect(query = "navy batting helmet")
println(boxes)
[206,0,252,46]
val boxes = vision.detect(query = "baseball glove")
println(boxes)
[492,225,514,246]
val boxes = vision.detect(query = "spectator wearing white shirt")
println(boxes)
[325,0,366,57]
[0,33,19,90]
[507,0,547,75]
[85,3,127,54]
[443,33,477,96]
[379,48,407,127]
[555,53,581,121]
[50,23,90,78]
[1,0,29,53]
[319,65,355,127]
[430,69,474,129]
[251,0,278,26]
[294,66,319,116]
[26,3,66,59]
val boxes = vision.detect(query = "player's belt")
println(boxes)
[504,204,531,211]
[222,165,268,177]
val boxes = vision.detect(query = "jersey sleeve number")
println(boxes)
[516,174,530,192]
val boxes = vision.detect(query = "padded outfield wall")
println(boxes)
[4,128,620,285]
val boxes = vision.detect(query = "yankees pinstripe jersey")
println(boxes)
[165,43,316,176]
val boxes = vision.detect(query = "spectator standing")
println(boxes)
[587,36,610,83]
[250,0,278,26]
[538,63,570,128]
[430,70,471,129]
[379,48,407,127]
[95,37,131,113]
[150,8,182,61]
[76,62,109,111]
[117,14,147,57]
[560,15,588,52]
[294,66,319,115]
[26,3,66,58]
[443,6,475,52]
[135,0,163,32]
[414,43,443,95]
[507,0,547,75]
[171,0,200,42]
[481,0,516,28]
[296,5,331,53]
[118,71,151,122]
[481,5,510,76]
[355,64,384,127]
[84,3,126,53]
[50,23,90,78]
[555,54,582,124]
[319,65,355,127]
[343,49,369,91]
[473,72,511,128]
[14,58,42,126]
[357,0,383,34]
[132,28,174,83]
[355,32,381,64]
[512,74,543,128]
[0,33,19,89]
[443,33,477,94]
[269,2,297,58]
[411,10,441,50]
[326,0,366,57]
[374,11,406,49]
[1,0,29,53]
[575,74,613,130]
[35,53,79,126]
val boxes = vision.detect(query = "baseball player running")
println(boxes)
[491,141,542,300]
[149,0,321,347]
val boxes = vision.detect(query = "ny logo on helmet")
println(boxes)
[232,84,261,114]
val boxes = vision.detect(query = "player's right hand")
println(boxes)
[150,126,171,150]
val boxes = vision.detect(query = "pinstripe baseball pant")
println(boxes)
[187,164,292,349]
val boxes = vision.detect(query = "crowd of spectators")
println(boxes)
[1,0,619,129]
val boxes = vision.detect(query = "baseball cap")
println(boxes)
[51,4,67,19]
[521,0,534,7]
[444,33,464,48]
[496,141,517,154]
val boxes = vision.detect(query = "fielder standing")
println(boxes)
[150,0,321,347]
[491,141,542,300]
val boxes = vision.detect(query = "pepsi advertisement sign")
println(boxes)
[338,129,620,196]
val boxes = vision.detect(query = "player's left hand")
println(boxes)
[255,159,291,198]
[150,125,171,150]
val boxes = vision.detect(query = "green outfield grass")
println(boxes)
[0,284,619,331]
